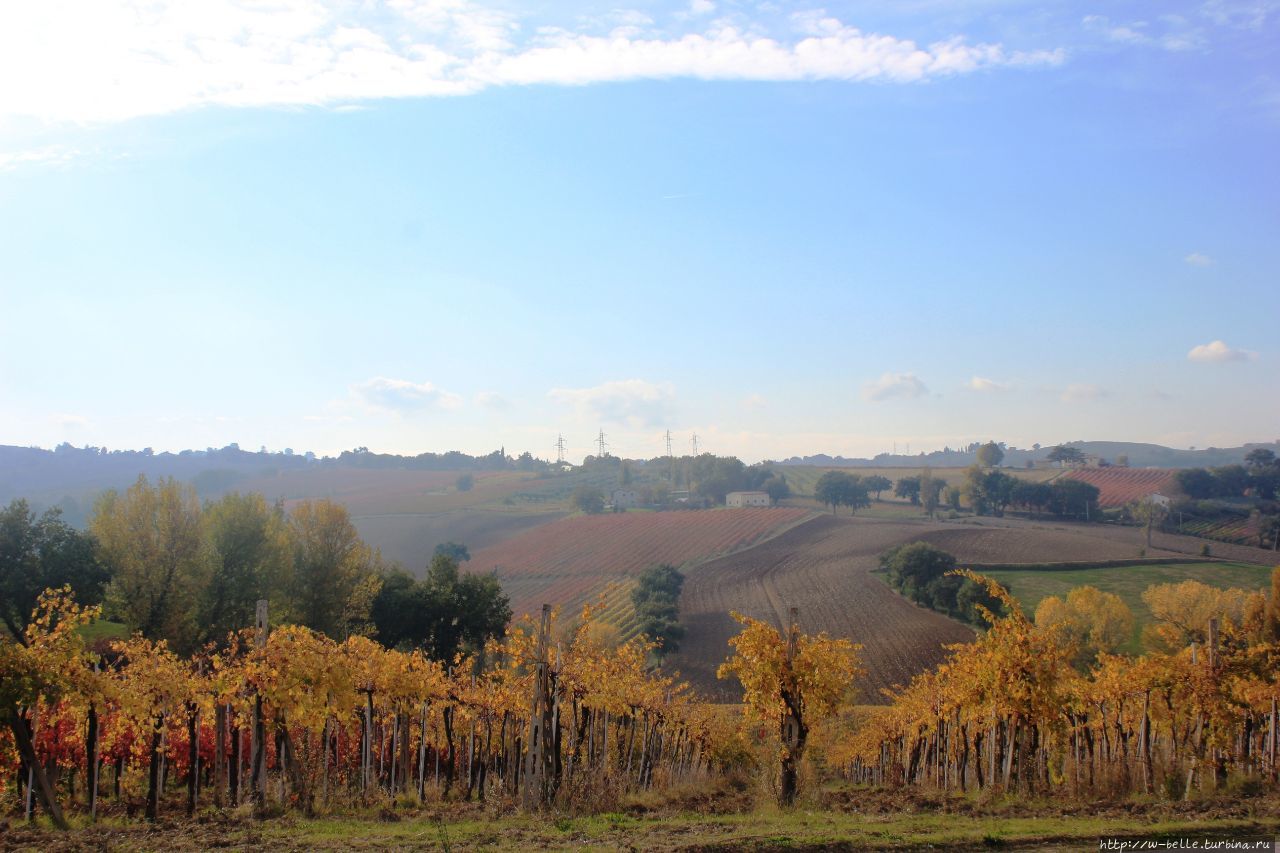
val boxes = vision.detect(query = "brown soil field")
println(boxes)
[668,514,975,703]
[667,513,1275,705]
[932,516,1278,566]
[353,509,567,572]
[909,523,1181,564]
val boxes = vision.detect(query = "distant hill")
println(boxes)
[0,443,536,525]
[780,440,1279,470]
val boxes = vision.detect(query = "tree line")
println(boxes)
[0,477,509,661]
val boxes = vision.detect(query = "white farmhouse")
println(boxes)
[726,490,771,508]
[611,489,640,509]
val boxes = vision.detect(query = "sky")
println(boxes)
[0,0,1277,464]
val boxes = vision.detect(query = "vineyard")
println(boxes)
[829,573,1280,807]
[1179,514,1262,547]
[469,508,812,625]
[1062,468,1174,508]
[1,591,721,829]
[5,564,1280,846]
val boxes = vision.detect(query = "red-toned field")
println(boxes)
[1062,467,1174,507]
[468,507,813,622]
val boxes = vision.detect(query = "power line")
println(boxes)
[666,430,674,484]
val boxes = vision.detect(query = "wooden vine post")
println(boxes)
[3,703,68,830]
[521,604,554,809]
[779,606,805,807]
[250,599,268,812]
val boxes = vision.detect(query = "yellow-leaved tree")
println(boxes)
[1035,585,1134,668]
[717,610,863,805]
[1141,580,1250,653]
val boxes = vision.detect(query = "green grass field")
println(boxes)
[982,561,1275,653]
[9,792,1277,851]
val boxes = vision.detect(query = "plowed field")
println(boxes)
[1062,468,1174,507]
[668,514,975,703]
[468,507,813,621]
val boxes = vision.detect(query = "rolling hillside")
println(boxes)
[468,507,814,628]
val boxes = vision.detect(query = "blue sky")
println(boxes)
[0,1,1276,463]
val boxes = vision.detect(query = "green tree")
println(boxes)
[571,484,605,514]
[199,492,291,646]
[0,500,107,642]
[433,541,471,563]
[455,473,475,492]
[423,554,511,661]
[1210,465,1250,498]
[1129,498,1168,548]
[965,467,1018,517]
[1244,449,1279,499]
[881,542,957,604]
[1172,468,1215,500]
[1011,480,1053,518]
[880,542,1005,626]
[976,441,1005,468]
[91,476,209,653]
[370,554,511,659]
[863,475,891,501]
[288,499,381,639]
[1048,479,1100,520]
[894,477,921,505]
[919,468,943,519]
[762,475,791,505]
[631,563,686,656]
[1046,445,1086,466]
[814,471,870,515]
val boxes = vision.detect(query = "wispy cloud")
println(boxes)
[352,377,462,413]
[863,372,928,402]
[1187,340,1257,363]
[0,145,82,172]
[0,3,1065,124]
[1184,251,1213,266]
[549,378,674,427]
[475,390,509,409]
[965,376,1010,393]
[1061,383,1108,402]
[742,393,767,409]
[1082,14,1204,51]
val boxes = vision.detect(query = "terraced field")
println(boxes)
[667,514,1217,703]
[668,514,976,703]
[1061,467,1174,507]
[468,507,814,625]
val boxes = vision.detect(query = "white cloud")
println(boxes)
[742,393,766,409]
[475,390,509,409]
[1184,252,1213,266]
[863,372,928,402]
[0,145,82,172]
[548,379,674,427]
[965,376,1010,393]
[1060,383,1108,402]
[1187,340,1257,363]
[0,2,1065,124]
[352,377,462,412]
[690,0,716,16]
[57,413,90,429]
